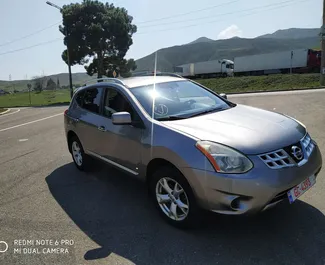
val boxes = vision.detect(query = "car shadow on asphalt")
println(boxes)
[46,162,325,265]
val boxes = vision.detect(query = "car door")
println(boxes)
[74,86,106,154]
[95,86,144,175]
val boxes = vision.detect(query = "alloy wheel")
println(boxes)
[72,141,83,166]
[155,177,189,221]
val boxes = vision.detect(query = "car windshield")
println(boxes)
[130,80,231,120]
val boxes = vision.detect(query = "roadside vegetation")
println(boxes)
[0,90,70,108]
[0,73,321,108]
[0,108,6,113]
[199,73,321,94]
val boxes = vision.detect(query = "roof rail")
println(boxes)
[83,77,125,86]
[131,72,184,78]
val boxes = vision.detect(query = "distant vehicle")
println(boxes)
[176,59,234,79]
[64,74,322,228]
[234,49,321,76]
[0,89,9,95]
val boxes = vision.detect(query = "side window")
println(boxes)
[82,88,102,114]
[103,88,138,121]
[75,90,85,107]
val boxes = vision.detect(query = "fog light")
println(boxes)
[230,197,241,211]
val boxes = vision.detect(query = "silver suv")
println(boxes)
[64,74,322,228]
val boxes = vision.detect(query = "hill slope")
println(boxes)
[188,37,214,45]
[258,28,319,39]
[0,73,92,92]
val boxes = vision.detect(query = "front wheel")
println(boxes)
[150,166,199,228]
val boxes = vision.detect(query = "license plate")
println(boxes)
[287,175,316,204]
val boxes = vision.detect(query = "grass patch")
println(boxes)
[0,89,70,108]
[0,108,7,113]
[197,73,321,94]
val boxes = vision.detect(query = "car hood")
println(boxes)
[163,104,306,155]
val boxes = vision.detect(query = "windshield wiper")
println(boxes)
[156,115,187,121]
[187,107,224,118]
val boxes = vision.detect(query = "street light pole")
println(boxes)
[320,0,325,86]
[46,1,73,98]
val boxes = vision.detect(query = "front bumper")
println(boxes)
[181,145,322,215]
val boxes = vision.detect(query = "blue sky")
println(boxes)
[0,0,322,80]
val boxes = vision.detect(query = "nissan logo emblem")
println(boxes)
[291,146,303,160]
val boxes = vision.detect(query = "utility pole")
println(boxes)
[46,1,73,98]
[290,51,293,74]
[9,74,13,91]
[321,0,325,85]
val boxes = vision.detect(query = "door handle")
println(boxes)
[97,126,106,132]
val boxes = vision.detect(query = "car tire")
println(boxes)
[69,136,92,171]
[150,166,200,229]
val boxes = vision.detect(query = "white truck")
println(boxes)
[176,59,234,78]
[234,49,321,76]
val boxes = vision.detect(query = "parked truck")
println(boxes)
[176,59,234,79]
[234,49,321,76]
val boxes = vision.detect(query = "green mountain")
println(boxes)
[135,28,320,72]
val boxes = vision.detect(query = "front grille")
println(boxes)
[259,149,295,169]
[259,133,315,169]
[283,141,303,164]
[301,133,315,158]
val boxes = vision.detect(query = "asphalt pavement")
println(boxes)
[0,89,325,265]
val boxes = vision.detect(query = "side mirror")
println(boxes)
[112,112,132,125]
[219,93,227,100]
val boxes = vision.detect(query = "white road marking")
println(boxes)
[19,139,29,142]
[0,108,20,117]
[0,113,62,132]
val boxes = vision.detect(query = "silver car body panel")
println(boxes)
[162,104,306,155]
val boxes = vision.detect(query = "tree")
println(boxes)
[46,78,57,90]
[85,57,137,77]
[60,0,137,78]
[57,78,61,89]
[32,76,45,92]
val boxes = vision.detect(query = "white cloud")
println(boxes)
[217,25,243,39]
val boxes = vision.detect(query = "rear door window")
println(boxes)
[82,88,103,114]
[75,90,85,107]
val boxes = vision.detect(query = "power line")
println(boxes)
[0,0,312,56]
[137,0,312,35]
[136,0,240,24]
[139,0,303,29]
[0,21,61,48]
[0,38,62,56]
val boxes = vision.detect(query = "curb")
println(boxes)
[1,102,70,108]
[225,86,325,95]
[0,109,10,115]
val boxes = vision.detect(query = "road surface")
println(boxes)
[0,90,324,265]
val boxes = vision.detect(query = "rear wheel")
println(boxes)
[70,136,92,171]
[150,166,199,228]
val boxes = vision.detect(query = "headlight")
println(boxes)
[196,141,253,174]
